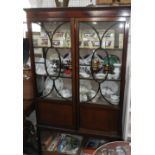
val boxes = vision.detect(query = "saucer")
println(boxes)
[113,63,121,67]
[110,94,119,100]
[80,72,90,78]
[95,73,106,79]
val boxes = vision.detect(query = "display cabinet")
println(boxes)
[24,6,130,155]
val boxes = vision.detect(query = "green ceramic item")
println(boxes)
[103,55,120,65]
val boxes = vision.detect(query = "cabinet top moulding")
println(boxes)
[24,6,131,20]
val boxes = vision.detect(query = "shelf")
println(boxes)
[36,74,72,79]
[40,131,83,155]
[33,46,71,49]
[33,46,123,50]
[79,47,123,51]
[36,74,120,81]
[79,77,121,81]
[35,62,72,67]
[39,128,116,155]
[79,64,91,66]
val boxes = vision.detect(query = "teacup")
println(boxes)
[113,73,120,80]
[110,95,119,101]
[107,74,112,79]
[95,73,106,79]
[80,94,88,102]
[101,88,107,95]
[60,89,71,98]
[88,90,96,98]
[106,88,114,95]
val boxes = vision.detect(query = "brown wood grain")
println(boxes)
[37,101,74,129]
[80,106,120,133]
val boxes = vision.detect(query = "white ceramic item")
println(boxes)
[101,81,119,99]
[80,94,88,102]
[110,94,119,100]
[42,77,53,96]
[95,73,106,79]
[60,89,71,98]
[107,74,112,79]
[80,72,90,78]
[55,78,64,91]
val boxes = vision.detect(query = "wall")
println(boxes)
[122,21,131,141]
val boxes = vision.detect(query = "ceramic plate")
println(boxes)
[101,81,119,95]
[42,77,53,96]
[55,78,64,91]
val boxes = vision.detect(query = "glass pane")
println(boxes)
[43,22,71,48]
[79,21,124,106]
[79,80,120,106]
[34,48,46,75]
[100,81,120,106]
[80,79,99,103]
[79,21,125,49]
[32,21,72,101]
[32,23,51,47]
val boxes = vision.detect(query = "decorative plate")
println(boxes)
[42,77,53,96]
[55,78,64,91]
[101,81,119,95]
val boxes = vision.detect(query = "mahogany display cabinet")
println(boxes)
[24,6,130,155]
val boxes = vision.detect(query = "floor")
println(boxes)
[24,111,130,155]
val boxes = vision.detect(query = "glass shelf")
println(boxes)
[79,77,121,81]
[33,46,123,50]
[79,47,123,51]
[36,74,72,79]
[33,46,71,49]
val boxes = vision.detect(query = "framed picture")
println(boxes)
[101,30,115,49]
[92,41,100,47]
[53,32,65,40]
[40,38,49,46]
[52,40,61,46]
[32,32,50,47]
[84,32,95,38]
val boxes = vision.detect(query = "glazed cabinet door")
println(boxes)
[30,19,76,129]
[76,18,129,136]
